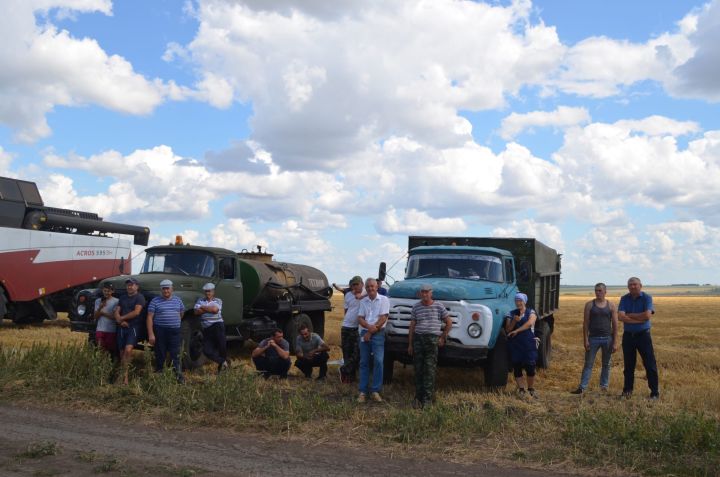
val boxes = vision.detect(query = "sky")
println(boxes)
[1,0,719,286]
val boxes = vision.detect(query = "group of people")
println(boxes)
[93,278,228,384]
[94,274,659,403]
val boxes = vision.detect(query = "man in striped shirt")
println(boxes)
[408,283,452,408]
[147,279,186,383]
[194,282,228,374]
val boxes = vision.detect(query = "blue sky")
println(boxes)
[2,0,720,286]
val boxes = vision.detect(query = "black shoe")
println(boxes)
[316,375,326,381]
[570,387,584,395]
[649,393,660,400]
[621,391,632,399]
[528,388,538,399]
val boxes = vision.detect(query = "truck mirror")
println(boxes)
[378,262,387,282]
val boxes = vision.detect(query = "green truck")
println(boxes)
[69,240,332,367]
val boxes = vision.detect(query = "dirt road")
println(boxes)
[0,403,573,477]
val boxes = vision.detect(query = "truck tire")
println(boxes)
[536,320,552,369]
[181,316,205,370]
[284,313,313,354]
[383,352,395,385]
[484,329,509,388]
[309,311,325,338]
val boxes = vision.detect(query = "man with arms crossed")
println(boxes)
[618,277,659,399]
[408,283,452,409]
[357,278,390,403]
[114,278,146,385]
[147,279,186,383]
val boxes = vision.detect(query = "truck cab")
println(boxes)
[383,236,561,387]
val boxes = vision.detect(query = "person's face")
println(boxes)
[161,286,173,298]
[126,282,138,295]
[420,289,432,303]
[204,289,215,300]
[515,298,525,308]
[351,282,363,293]
[272,331,284,343]
[594,286,606,299]
[300,328,310,340]
[365,280,378,298]
[102,287,113,298]
[628,279,642,296]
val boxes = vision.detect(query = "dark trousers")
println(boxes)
[202,322,227,366]
[622,330,659,394]
[340,327,360,378]
[253,356,291,378]
[295,351,329,378]
[153,326,182,380]
[413,334,439,403]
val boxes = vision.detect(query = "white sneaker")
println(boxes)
[357,393,367,403]
[370,392,383,402]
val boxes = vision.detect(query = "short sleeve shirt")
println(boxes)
[358,294,390,332]
[618,292,654,332]
[148,295,184,328]
[118,293,146,329]
[342,290,367,328]
[258,338,290,359]
[194,297,223,328]
[295,333,325,355]
[410,301,449,336]
[94,296,119,333]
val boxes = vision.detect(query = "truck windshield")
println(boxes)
[405,253,504,282]
[141,251,216,278]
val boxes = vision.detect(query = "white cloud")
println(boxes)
[499,106,591,140]
[0,1,167,142]
[0,146,13,175]
[376,208,467,235]
[491,219,564,253]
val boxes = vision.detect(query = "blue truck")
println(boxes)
[382,236,561,387]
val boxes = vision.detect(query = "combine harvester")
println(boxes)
[0,176,149,324]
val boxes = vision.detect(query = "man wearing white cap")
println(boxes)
[194,283,228,373]
[147,279,186,382]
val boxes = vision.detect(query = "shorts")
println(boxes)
[117,326,140,349]
[95,331,117,354]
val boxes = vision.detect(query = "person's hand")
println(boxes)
[584,340,590,352]
[612,341,619,353]
[513,314,521,322]
[508,329,518,338]
[438,335,446,347]
[363,332,371,342]
[407,344,413,356]
[148,333,155,346]
[120,321,129,328]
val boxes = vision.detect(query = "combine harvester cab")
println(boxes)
[0,176,149,324]
[383,236,560,387]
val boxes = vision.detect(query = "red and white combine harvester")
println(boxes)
[0,176,149,324]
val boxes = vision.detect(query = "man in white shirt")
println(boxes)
[357,278,389,403]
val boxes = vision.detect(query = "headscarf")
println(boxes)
[514,292,528,304]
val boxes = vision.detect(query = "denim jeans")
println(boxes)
[153,325,182,380]
[622,330,659,395]
[579,336,612,389]
[359,329,385,394]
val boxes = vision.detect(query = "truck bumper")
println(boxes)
[385,334,489,366]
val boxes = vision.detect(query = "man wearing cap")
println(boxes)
[339,275,366,383]
[93,282,119,356]
[147,279,186,382]
[357,278,390,403]
[194,283,228,374]
[408,284,452,408]
[114,277,146,385]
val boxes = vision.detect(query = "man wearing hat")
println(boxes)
[339,275,366,383]
[114,277,146,385]
[408,284,452,408]
[147,279,186,382]
[194,283,228,373]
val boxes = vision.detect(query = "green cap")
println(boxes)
[350,275,363,285]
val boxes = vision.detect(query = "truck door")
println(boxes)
[213,256,243,326]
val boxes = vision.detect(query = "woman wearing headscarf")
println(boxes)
[504,292,538,398]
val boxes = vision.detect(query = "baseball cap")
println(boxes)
[125,277,139,285]
[420,283,433,291]
[202,283,215,291]
[160,279,173,288]
[349,275,363,285]
[102,282,114,290]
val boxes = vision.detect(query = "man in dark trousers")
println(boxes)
[194,283,228,374]
[294,323,330,379]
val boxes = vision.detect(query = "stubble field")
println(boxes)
[1,291,719,476]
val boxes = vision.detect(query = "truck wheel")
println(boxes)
[484,329,509,388]
[383,353,395,385]
[181,317,205,370]
[536,320,552,369]
[284,313,313,354]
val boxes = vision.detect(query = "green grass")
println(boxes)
[17,441,61,459]
[1,343,718,477]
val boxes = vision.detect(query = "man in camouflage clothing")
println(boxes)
[408,283,452,408]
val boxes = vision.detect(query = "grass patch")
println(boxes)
[17,441,60,459]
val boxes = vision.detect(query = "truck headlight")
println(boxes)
[77,304,87,316]
[467,323,482,338]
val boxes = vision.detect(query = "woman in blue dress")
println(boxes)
[504,292,538,398]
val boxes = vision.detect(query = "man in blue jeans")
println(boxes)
[618,277,659,400]
[571,283,618,394]
[357,278,389,403]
